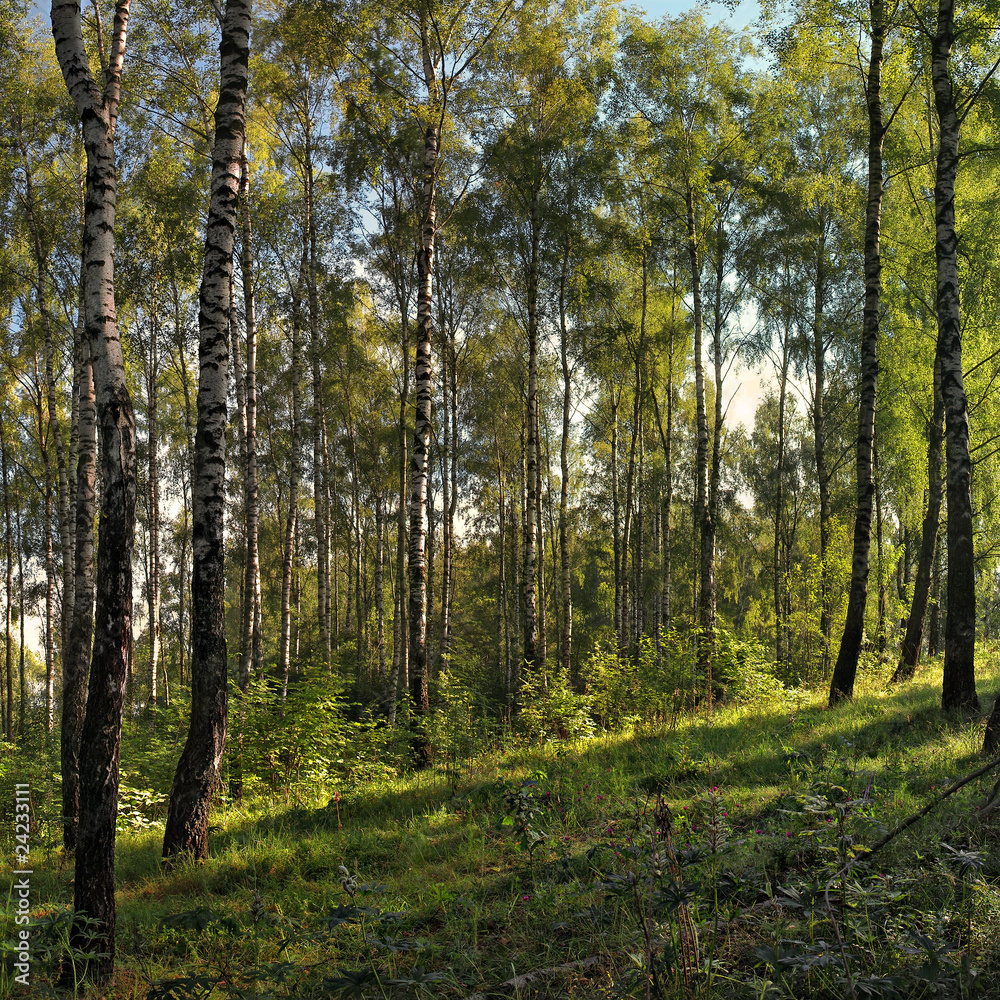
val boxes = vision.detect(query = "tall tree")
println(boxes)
[163,0,251,861]
[51,0,136,977]
[932,0,977,712]
[828,0,892,705]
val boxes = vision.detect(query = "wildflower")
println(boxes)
[756,828,763,834]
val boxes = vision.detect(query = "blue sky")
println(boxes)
[632,0,761,28]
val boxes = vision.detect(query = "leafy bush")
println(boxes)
[517,667,595,742]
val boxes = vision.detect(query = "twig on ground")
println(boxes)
[462,954,607,1000]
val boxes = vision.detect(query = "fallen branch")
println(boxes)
[463,954,606,1000]
[853,752,1000,864]
[824,751,1000,1000]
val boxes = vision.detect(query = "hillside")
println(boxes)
[7,655,1000,999]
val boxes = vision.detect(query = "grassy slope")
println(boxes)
[7,653,1000,998]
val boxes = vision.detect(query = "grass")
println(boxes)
[5,651,1000,998]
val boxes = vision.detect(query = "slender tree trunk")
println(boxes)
[706,229,725,691]
[426,455,436,670]
[62,339,96,851]
[163,0,250,861]
[535,396,546,676]
[558,241,573,677]
[896,356,945,681]
[52,0,136,977]
[279,253,306,700]
[408,19,440,734]
[35,370,56,733]
[2,416,15,740]
[522,190,540,675]
[496,434,512,703]
[18,477,25,737]
[774,341,789,672]
[375,492,386,683]
[238,147,261,689]
[439,320,452,669]
[686,187,712,700]
[829,0,886,705]
[303,115,331,668]
[930,0,977,713]
[147,311,162,712]
[812,227,832,675]
[390,284,410,718]
[391,316,409,719]
[623,251,647,660]
[611,390,623,655]
[874,438,887,654]
[173,280,194,687]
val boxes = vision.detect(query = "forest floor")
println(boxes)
[9,652,1000,999]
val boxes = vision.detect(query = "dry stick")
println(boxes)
[462,955,606,1000]
[824,752,1000,1000]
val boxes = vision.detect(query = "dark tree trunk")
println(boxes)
[829,0,886,706]
[687,186,713,699]
[61,341,96,852]
[812,226,833,674]
[895,356,944,682]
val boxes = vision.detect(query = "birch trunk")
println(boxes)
[686,187,712,697]
[240,148,262,682]
[558,241,573,677]
[163,0,250,861]
[931,0,977,713]
[304,114,331,668]
[2,415,15,741]
[611,391,622,655]
[147,310,161,711]
[408,13,441,735]
[279,252,306,699]
[812,228,832,675]
[522,190,540,674]
[706,234,726,692]
[52,0,136,977]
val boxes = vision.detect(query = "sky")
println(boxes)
[633,0,762,28]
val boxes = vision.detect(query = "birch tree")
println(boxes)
[51,0,136,976]
[163,0,250,861]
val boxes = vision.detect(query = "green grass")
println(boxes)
[5,652,1000,998]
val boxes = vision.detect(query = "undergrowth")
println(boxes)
[3,652,1000,998]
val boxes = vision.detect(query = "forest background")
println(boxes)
[5,0,1000,994]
